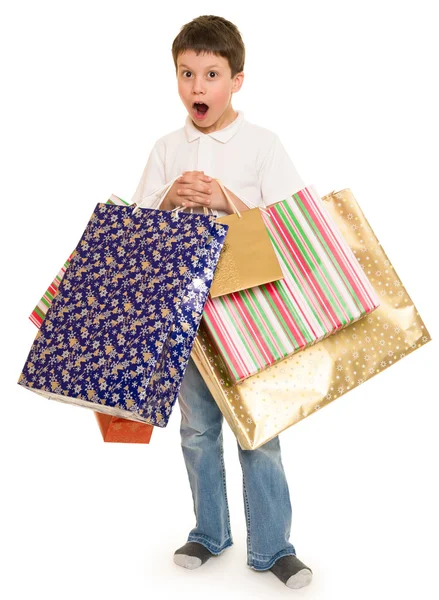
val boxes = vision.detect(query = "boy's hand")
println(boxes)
[160,170,229,212]
[176,170,213,207]
[160,170,209,210]
[175,171,228,211]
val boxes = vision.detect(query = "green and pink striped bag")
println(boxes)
[202,185,380,383]
[29,194,129,326]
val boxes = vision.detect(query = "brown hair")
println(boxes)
[172,15,245,78]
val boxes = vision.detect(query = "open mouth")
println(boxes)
[193,102,209,119]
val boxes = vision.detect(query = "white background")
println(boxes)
[1,1,438,599]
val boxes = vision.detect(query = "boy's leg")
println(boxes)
[177,356,233,555]
[237,435,297,571]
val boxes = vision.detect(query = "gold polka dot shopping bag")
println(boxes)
[192,188,432,450]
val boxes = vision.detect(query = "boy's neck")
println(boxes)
[192,106,238,135]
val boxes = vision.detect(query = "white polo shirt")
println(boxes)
[130,110,305,217]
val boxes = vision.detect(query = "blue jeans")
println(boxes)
[178,356,296,570]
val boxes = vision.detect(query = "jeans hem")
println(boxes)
[187,533,233,555]
[248,548,296,571]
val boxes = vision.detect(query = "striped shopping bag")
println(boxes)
[30,257,72,327]
[202,185,380,383]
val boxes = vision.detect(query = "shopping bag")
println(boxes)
[192,188,432,450]
[30,256,72,328]
[32,294,155,444]
[27,195,227,439]
[202,185,380,383]
[94,412,153,443]
[29,194,126,326]
[18,200,228,427]
[208,178,284,298]
[29,194,154,443]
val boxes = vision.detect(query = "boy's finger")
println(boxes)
[180,171,203,182]
[191,196,210,205]
[178,186,210,196]
[196,171,212,182]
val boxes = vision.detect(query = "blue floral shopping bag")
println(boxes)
[18,202,228,427]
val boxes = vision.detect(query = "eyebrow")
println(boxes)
[178,64,222,70]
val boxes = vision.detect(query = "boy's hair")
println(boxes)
[172,15,245,79]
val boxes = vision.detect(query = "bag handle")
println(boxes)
[213,179,241,218]
[132,174,181,215]
[171,204,214,218]
[214,178,270,217]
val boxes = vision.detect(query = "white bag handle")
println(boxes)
[132,174,182,215]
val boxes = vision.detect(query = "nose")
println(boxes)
[191,76,206,96]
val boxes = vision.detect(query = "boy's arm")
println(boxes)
[259,134,305,206]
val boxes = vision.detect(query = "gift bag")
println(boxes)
[208,178,284,298]
[202,185,380,383]
[18,201,228,427]
[29,194,154,443]
[94,412,153,443]
[192,188,432,450]
[30,256,72,327]
[29,194,127,326]
[30,314,155,443]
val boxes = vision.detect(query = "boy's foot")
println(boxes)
[173,541,216,570]
[269,554,313,589]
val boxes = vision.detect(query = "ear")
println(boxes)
[232,71,244,93]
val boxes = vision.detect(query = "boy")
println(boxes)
[131,15,312,590]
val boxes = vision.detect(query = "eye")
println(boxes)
[181,70,218,79]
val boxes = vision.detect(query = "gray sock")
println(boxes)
[270,555,313,589]
[173,541,216,570]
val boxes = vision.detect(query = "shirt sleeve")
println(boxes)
[259,134,305,206]
[130,139,169,209]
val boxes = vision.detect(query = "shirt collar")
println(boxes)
[184,110,244,144]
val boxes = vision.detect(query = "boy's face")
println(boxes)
[176,50,244,132]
